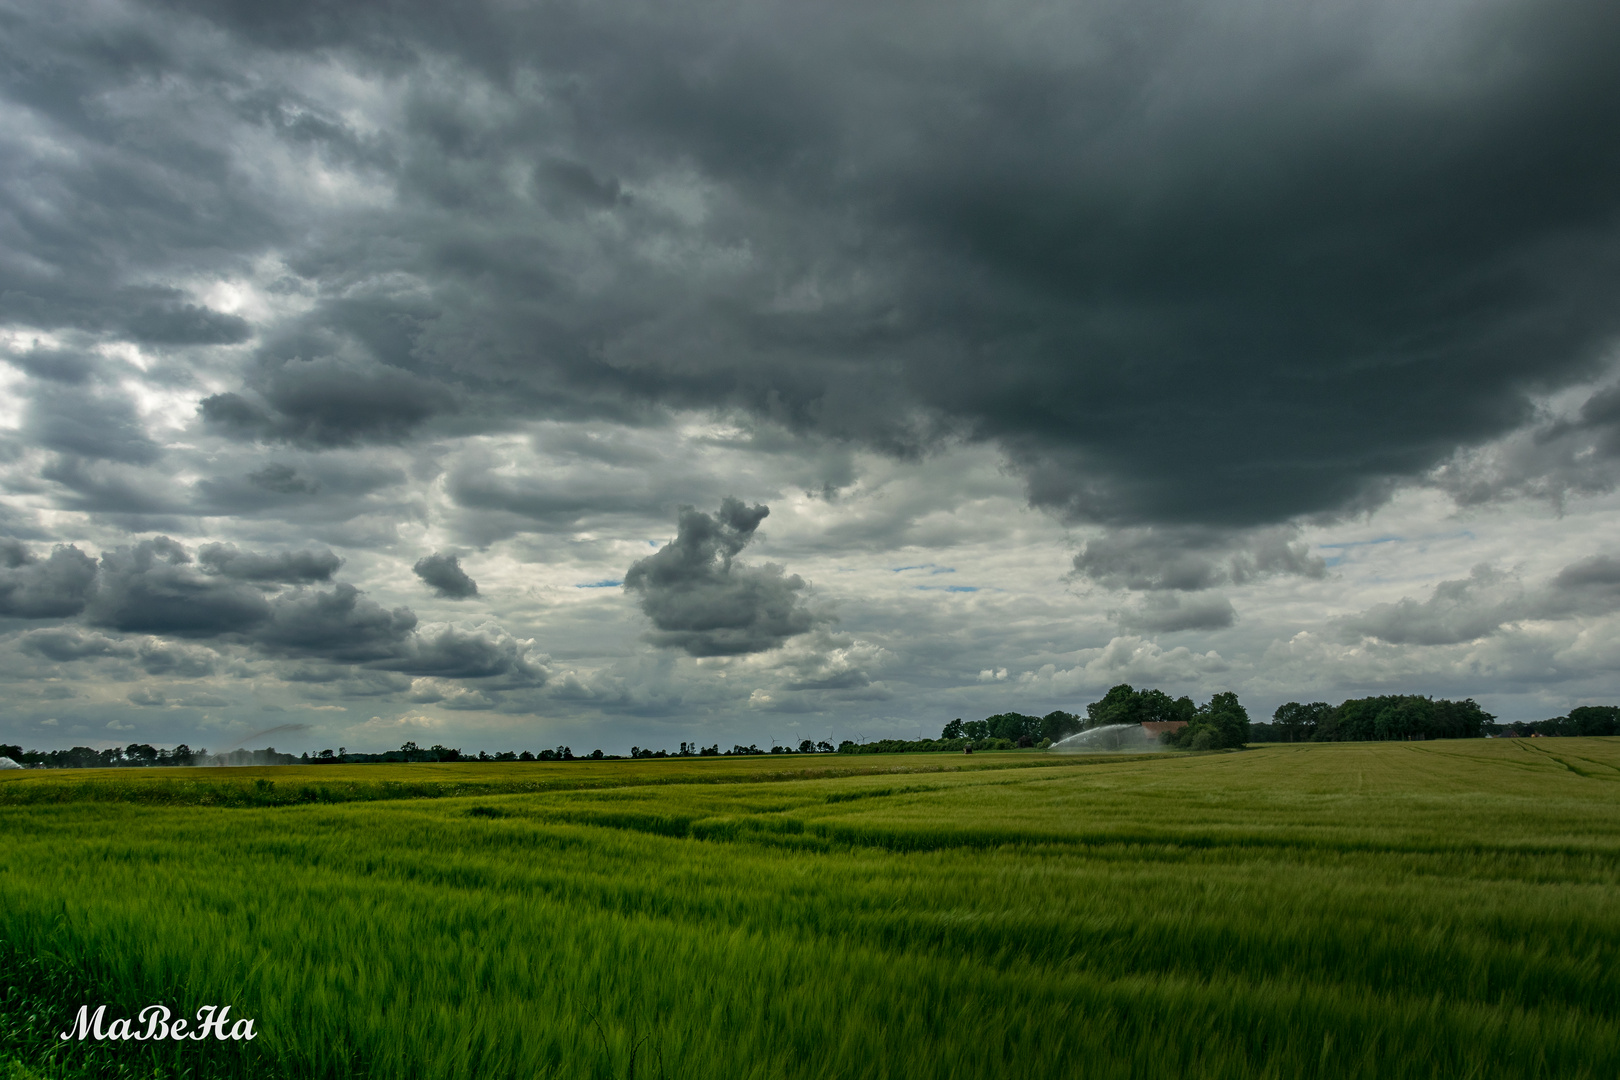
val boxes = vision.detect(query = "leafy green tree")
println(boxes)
[1202,692,1249,748]
[1086,684,1144,728]
[984,713,1042,741]
[1566,706,1620,736]
[1039,711,1081,742]
[1312,695,1494,741]
[1166,692,1250,749]
[941,718,966,740]
[1273,701,1329,741]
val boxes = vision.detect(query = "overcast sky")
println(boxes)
[3,0,1620,755]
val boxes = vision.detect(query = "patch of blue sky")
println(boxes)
[915,584,979,592]
[891,563,955,574]
[576,580,624,588]
[1318,535,1403,568]
[1317,529,1476,566]
[1317,536,1404,550]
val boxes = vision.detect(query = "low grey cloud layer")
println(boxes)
[1344,555,1620,647]
[1074,527,1327,593]
[1,0,1618,752]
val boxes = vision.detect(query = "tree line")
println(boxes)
[843,689,1251,754]
[1078,684,1250,750]
[0,743,296,768]
[1488,706,1619,738]
[1251,696,1495,742]
[7,699,1612,771]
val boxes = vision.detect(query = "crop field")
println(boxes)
[1,739,1618,1079]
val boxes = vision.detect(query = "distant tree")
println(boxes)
[798,739,815,753]
[1139,690,1197,726]
[1039,712,1082,742]
[1273,701,1330,742]
[816,740,834,753]
[1201,692,1249,748]
[1086,684,1144,728]
[941,719,966,740]
[519,750,535,761]
[1432,699,1492,738]
[1312,695,1493,741]
[591,749,604,759]
[1566,706,1620,736]
[983,713,1042,741]
[1161,692,1249,749]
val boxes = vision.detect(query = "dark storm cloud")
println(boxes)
[25,384,162,464]
[87,537,272,635]
[624,498,824,656]
[253,583,416,660]
[412,553,477,599]
[199,357,450,447]
[7,0,1620,532]
[0,541,99,618]
[17,627,134,662]
[132,639,220,676]
[384,627,545,682]
[123,301,250,346]
[1073,527,1325,593]
[5,345,99,384]
[5,535,542,688]
[190,457,405,524]
[254,584,544,682]
[16,627,219,675]
[196,543,342,583]
[445,466,670,534]
[1431,380,1620,507]
[1551,554,1620,595]
[0,0,1613,641]
[247,464,317,495]
[36,457,186,521]
[1115,593,1237,634]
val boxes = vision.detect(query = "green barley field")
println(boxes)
[2,738,1618,1079]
